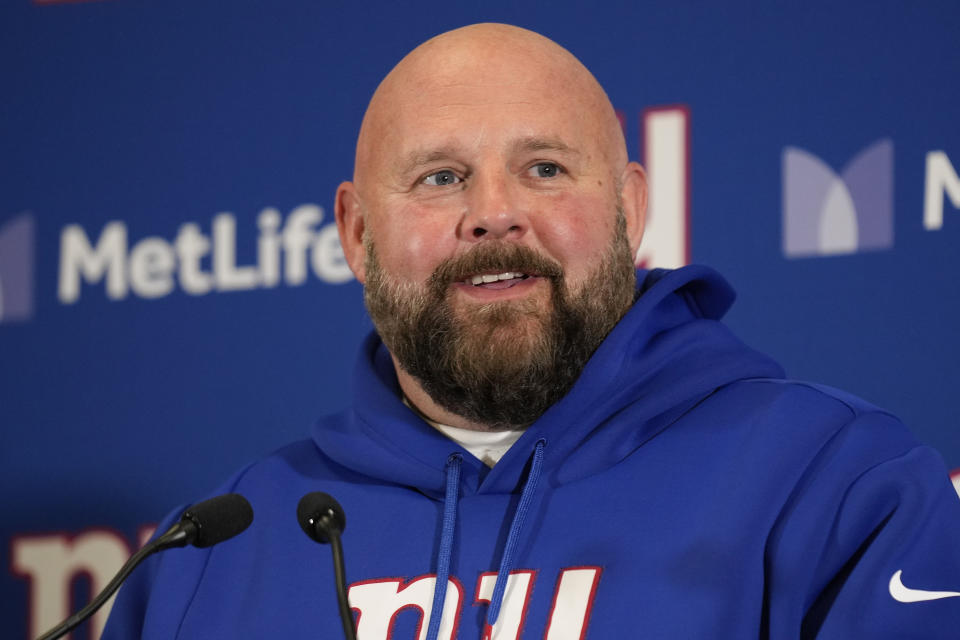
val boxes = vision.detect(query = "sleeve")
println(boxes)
[764,411,960,638]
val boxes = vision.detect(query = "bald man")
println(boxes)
[104,24,960,640]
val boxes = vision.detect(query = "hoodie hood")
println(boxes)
[312,265,784,499]
[313,266,783,500]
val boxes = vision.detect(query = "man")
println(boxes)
[105,24,960,639]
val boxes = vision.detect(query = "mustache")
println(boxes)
[427,243,564,289]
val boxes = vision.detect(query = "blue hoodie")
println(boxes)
[104,266,960,639]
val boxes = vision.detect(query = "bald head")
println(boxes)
[354,23,627,192]
[334,24,647,430]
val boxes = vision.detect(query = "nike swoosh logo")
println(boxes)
[889,570,960,603]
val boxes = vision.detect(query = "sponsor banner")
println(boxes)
[2,2,958,639]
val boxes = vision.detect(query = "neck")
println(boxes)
[392,355,516,433]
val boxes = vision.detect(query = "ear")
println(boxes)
[334,181,368,283]
[618,161,648,264]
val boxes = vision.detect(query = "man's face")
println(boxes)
[337,26,646,429]
[356,73,630,321]
[364,211,636,429]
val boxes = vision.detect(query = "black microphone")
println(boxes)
[297,492,356,640]
[36,493,254,640]
[297,491,346,542]
[173,493,255,548]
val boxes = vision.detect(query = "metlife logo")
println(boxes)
[57,203,352,304]
[0,213,35,324]
[1,204,351,328]
[782,140,959,259]
[782,139,894,258]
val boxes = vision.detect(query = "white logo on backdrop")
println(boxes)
[58,204,351,304]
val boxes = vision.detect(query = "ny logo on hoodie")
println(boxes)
[349,566,601,639]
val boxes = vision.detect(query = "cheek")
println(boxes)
[371,206,460,279]
[531,194,617,276]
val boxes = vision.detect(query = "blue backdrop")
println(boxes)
[2,1,958,638]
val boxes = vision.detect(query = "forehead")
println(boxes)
[378,74,604,169]
[356,33,619,182]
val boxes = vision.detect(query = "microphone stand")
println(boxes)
[328,530,357,640]
[35,523,191,640]
[296,491,356,640]
[35,493,253,640]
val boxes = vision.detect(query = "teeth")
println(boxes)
[468,272,525,285]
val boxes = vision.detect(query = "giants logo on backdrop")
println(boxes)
[635,106,691,269]
[0,213,36,324]
[781,141,960,258]
[11,526,156,640]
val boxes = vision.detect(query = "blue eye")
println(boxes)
[529,163,563,178]
[422,170,462,186]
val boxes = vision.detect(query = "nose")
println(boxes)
[460,169,527,241]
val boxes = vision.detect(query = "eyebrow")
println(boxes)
[509,136,580,157]
[399,147,461,177]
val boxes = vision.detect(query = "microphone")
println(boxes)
[171,492,255,548]
[297,492,356,640]
[36,493,254,640]
[297,491,346,542]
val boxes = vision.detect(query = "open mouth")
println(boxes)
[463,272,532,290]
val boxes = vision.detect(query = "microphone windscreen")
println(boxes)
[180,493,254,548]
[297,491,346,543]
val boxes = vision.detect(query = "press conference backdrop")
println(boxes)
[2,1,958,638]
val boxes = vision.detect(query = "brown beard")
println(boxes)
[363,213,636,430]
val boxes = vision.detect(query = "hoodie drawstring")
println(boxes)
[426,440,547,637]
[486,438,546,627]
[426,453,462,640]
